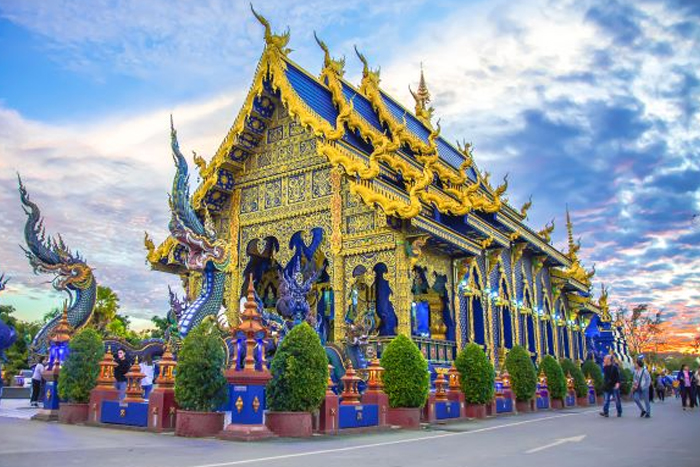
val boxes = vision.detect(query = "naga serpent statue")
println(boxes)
[156,119,230,338]
[18,176,97,359]
[0,272,18,361]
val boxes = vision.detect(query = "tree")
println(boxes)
[58,328,104,403]
[504,345,538,402]
[561,358,588,398]
[454,343,494,404]
[614,304,664,356]
[91,286,120,333]
[149,315,170,340]
[0,305,41,385]
[380,334,430,408]
[174,321,227,412]
[540,355,567,400]
[582,359,604,395]
[267,322,328,412]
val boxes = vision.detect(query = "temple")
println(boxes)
[145,9,627,374]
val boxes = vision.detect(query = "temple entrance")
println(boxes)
[410,266,450,340]
[240,228,333,345]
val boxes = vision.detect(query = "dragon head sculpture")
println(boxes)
[167,119,230,272]
[18,175,96,358]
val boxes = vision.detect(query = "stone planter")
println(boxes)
[58,403,89,425]
[515,400,532,413]
[175,410,224,438]
[387,407,421,429]
[465,403,487,419]
[265,411,313,438]
[576,396,589,407]
[551,398,564,410]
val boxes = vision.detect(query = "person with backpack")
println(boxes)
[632,358,651,418]
[655,374,666,402]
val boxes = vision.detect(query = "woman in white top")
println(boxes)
[139,356,155,399]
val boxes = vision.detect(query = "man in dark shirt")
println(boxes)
[600,354,622,417]
[114,348,131,402]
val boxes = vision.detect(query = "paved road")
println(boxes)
[0,400,695,467]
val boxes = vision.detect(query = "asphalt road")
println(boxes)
[0,399,695,467]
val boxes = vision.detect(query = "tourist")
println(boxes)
[29,357,46,407]
[599,354,622,418]
[677,365,695,410]
[694,366,700,408]
[114,349,131,401]
[655,374,666,402]
[139,356,154,399]
[632,358,651,418]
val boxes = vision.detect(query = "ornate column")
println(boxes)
[227,188,242,327]
[395,238,412,337]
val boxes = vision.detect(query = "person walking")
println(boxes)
[677,365,695,410]
[114,349,131,401]
[29,358,46,407]
[139,356,154,399]
[632,358,651,418]
[600,354,622,418]
[655,374,666,402]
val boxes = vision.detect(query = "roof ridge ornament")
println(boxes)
[409,63,434,127]
[354,45,381,93]
[250,3,291,56]
[314,32,345,79]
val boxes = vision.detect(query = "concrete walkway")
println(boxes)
[0,399,695,467]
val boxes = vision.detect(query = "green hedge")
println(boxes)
[504,345,537,402]
[454,343,494,404]
[58,327,104,403]
[174,321,227,412]
[267,322,328,412]
[560,358,588,398]
[381,334,429,408]
[539,355,567,400]
[620,368,633,396]
[582,359,604,395]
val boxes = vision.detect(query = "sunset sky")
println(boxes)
[0,0,698,351]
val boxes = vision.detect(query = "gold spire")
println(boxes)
[409,63,434,126]
[50,301,73,344]
[566,206,579,261]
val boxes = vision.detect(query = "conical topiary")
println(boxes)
[58,327,104,403]
[560,358,588,398]
[380,334,429,408]
[266,322,328,412]
[174,320,227,412]
[454,343,494,404]
[504,345,537,402]
[539,355,567,400]
[582,359,604,395]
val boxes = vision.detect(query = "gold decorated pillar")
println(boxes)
[227,188,242,327]
[395,238,412,337]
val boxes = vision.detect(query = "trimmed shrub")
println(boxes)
[504,345,537,402]
[540,355,567,400]
[455,343,494,404]
[175,321,227,412]
[620,368,633,396]
[582,359,604,395]
[381,334,429,408]
[561,358,587,398]
[267,322,328,412]
[58,327,103,403]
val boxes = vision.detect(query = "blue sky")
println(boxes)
[0,0,698,347]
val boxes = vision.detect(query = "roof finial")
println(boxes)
[409,62,433,127]
[566,206,578,260]
[250,3,291,55]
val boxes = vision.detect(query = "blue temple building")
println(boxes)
[146,11,625,371]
